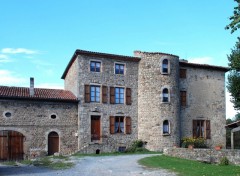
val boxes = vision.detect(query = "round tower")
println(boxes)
[135,51,180,151]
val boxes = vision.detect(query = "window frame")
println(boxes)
[114,62,125,75]
[90,60,102,72]
[90,85,101,103]
[162,88,170,103]
[193,120,211,139]
[160,58,170,75]
[110,116,131,134]
[180,68,187,78]
[163,120,170,135]
[180,91,187,107]
[115,87,125,104]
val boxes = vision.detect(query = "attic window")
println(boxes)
[50,114,57,119]
[5,112,12,118]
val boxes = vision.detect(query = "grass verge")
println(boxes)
[138,155,240,176]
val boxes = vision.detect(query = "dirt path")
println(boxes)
[0,154,176,176]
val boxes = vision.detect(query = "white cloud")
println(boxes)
[0,70,28,86]
[0,54,11,63]
[226,90,239,119]
[1,48,38,55]
[188,56,213,64]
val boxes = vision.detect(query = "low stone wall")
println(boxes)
[163,147,240,165]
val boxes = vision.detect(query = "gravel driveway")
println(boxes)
[0,154,176,176]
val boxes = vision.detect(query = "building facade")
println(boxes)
[0,49,228,160]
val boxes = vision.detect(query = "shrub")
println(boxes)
[181,137,207,148]
[219,157,229,166]
[125,140,146,153]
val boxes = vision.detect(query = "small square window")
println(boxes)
[180,69,186,78]
[115,63,124,75]
[90,61,101,72]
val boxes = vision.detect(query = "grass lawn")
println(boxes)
[138,155,240,176]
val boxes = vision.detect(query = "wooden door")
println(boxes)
[48,132,59,155]
[91,116,100,141]
[0,131,24,161]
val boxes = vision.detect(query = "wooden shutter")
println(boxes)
[85,85,90,103]
[180,91,186,107]
[206,120,211,139]
[192,120,197,138]
[110,87,115,104]
[126,88,132,105]
[102,86,108,103]
[125,117,131,134]
[110,116,115,134]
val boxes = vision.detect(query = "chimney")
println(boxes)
[30,77,34,96]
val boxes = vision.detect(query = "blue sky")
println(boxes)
[0,0,239,118]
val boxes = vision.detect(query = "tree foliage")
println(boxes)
[225,0,240,33]
[227,37,240,110]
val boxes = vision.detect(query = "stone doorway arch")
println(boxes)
[48,131,59,155]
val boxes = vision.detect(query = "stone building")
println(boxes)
[0,49,228,160]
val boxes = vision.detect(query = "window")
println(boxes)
[162,88,169,102]
[115,63,124,74]
[193,120,211,139]
[110,116,131,134]
[90,85,100,102]
[163,120,170,134]
[180,69,186,78]
[50,114,57,119]
[180,91,187,107]
[90,61,101,72]
[85,85,106,103]
[4,112,12,118]
[162,59,168,73]
[91,116,101,141]
[110,87,131,105]
[115,87,124,104]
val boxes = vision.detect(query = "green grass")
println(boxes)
[32,156,74,170]
[73,151,160,158]
[138,155,240,176]
[19,160,33,165]
[0,161,17,166]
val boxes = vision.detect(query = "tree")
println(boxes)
[227,38,240,110]
[225,0,240,33]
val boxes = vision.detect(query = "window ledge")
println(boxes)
[90,141,102,145]
[162,133,170,136]
[161,102,170,104]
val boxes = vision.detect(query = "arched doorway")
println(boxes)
[0,131,24,161]
[48,132,59,155]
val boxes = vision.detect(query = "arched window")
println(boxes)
[162,88,169,102]
[163,120,170,134]
[162,59,168,73]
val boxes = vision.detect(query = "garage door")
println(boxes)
[0,131,24,161]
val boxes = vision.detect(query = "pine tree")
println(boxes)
[227,37,240,110]
[225,0,240,33]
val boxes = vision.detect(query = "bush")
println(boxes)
[219,157,229,166]
[125,140,146,153]
[181,137,207,148]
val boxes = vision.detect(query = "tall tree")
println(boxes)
[225,0,240,33]
[227,38,240,110]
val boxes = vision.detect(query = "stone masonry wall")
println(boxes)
[164,147,240,165]
[64,57,79,97]
[179,66,226,147]
[135,51,180,151]
[76,55,139,153]
[0,99,78,158]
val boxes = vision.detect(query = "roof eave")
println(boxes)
[179,62,230,72]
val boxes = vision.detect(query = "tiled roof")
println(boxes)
[179,61,229,72]
[61,49,141,79]
[0,86,78,102]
